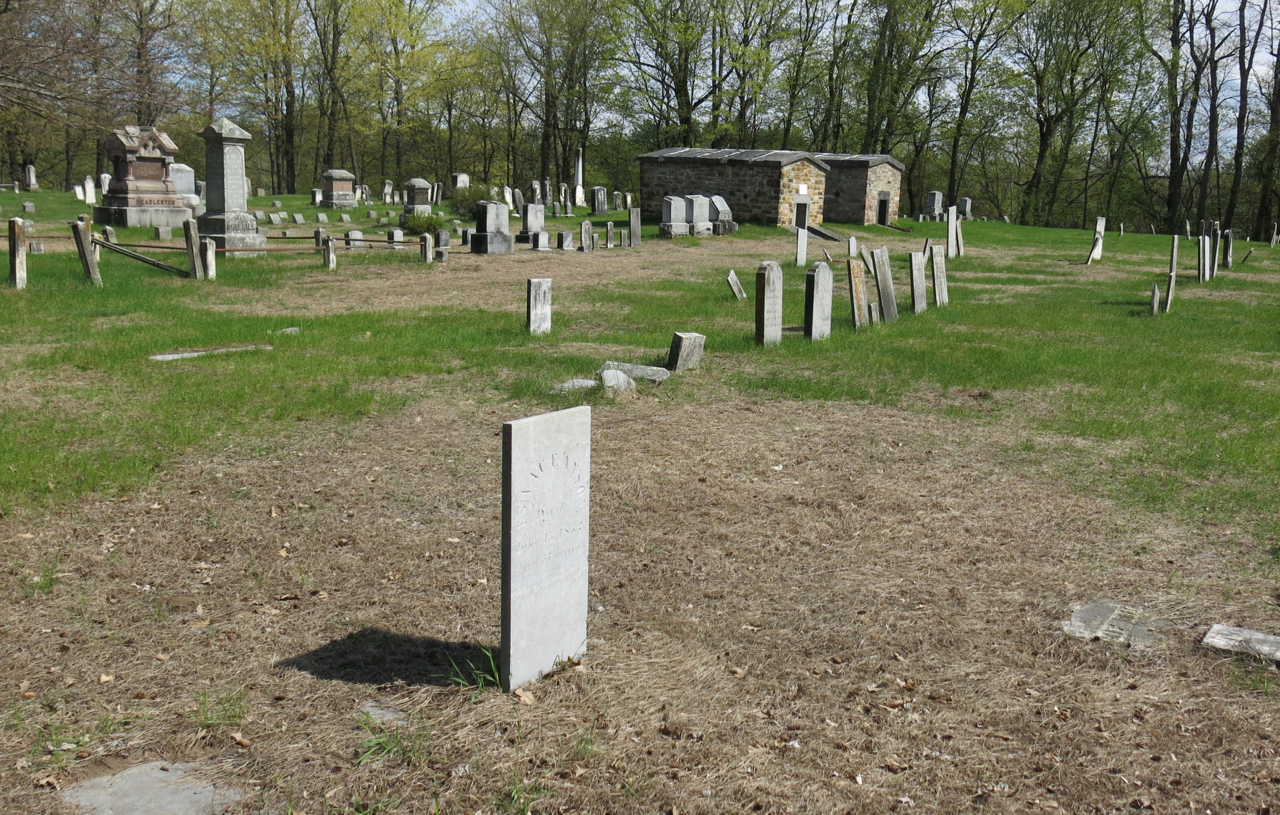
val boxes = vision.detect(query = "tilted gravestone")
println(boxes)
[930,245,949,306]
[667,332,705,371]
[873,247,898,323]
[755,261,783,346]
[847,258,870,329]
[527,278,552,335]
[726,269,746,300]
[804,262,832,341]
[501,406,591,691]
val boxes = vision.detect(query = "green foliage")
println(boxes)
[355,713,426,766]
[446,648,501,691]
[192,686,249,729]
[449,185,491,219]
[404,213,447,236]
[21,556,61,599]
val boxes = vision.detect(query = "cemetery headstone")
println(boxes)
[924,190,943,218]
[553,203,562,217]
[709,196,737,235]
[795,222,808,267]
[873,247,898,323]
[323,237,338,270]
[848,236,858,257]
[573,149,586,207]
[846,259,869,329]
[317,212,329,224]
[473,201,515,254]
[910,251,927,314]
[946,206,960,258]
[606,222,615,248]
[322,169,358,209]
[667,332,705,371]
[344,230,365,248]
[1089,216,1106,263]
[292,213,306,224]
[1165,236,1178,313]
[957,197,972,220]
[930,245,949,306]
[613,191,622,210]
[625,193,633,209]
[269,212,282,225]
[23,164,39,192]
[419,233,435,263]
[591,186,608,215]
[21,202,33,214]
[74,184,85,202]
[557,231,574,250]
[254,210,265,221]
[661,196,688,238]
[9,218,26,289]
[503,185,514,208]
[579,220,593,252]
[436,229,451,249]
[685,194,713,236]
[84,176,97,205]
[1202,624,1280,661]
[527,278,552,335]
[197,118,266,254]
[755,261,783,346]
[804,262,833,341]
[1150,283,1160,316]
[340,213,351,223]
[629,207,642,247]
[501,406,591,692]
[184,219,206,280]
[311,188,323,205]
[382,180,394,203]
[201,238,217,280]
[95,127,191,228]
[452,172,470,188]
[726,269,747,300]
[513,187,525,213]
[388,227,404,248]
[100,173,112,194]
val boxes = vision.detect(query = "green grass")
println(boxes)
[192,686,249,729]
[355,713,427,767]
[3,217,1280,558]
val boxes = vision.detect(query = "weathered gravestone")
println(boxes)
[501,406,591,692]
[628,207,641,247]
[74,184,84,202]
[322,169,358,209]
[846,259,870,329]
[197,118,267,254]
[473,201,515,254]
[1202,624,1280,661]
[557,231,574,250]
[419,233,434,263]
[605,222,614,248]
[1165,235,1178,313]
[910,251,927,314]
[591,185,608,215]
[1063,600,1160,647]
[344,230,365,248]
[923,190,943,219]
[452,172,469,188]
[579,220,593,252]
[23,164,38,193]
[613,191,622,211]
[726,269,746,300]
[946,206,960,259]
[660,196,688,238]
[685,194,713,236]
[21,202,33,214]
[513,187,525,213]
[84,176,97,205]
[9,217,26,290]
[667,332,705,371]
[292,213,306,224]
[957,197,972,220]
[873,247,898,323]
[804,262,832,341]
[527,278,552,335]
[755,261,783,346]
[930,245,949,306]
[317,212,329,224]
[269,212,282,225]
[95,127,191,228]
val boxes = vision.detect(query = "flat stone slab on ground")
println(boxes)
[554,378,598,393]
[150,345,272,362]
[1063,599,1160,647]
[598,361,670,383]
[360,700,408,726]
[62,761,245,815]
[1202,624,1280,660]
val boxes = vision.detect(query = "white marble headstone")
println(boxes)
[502,406,591,691]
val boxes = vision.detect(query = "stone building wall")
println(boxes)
[825,162,901,225]
[639,158,827,227]
[777,160,826,227]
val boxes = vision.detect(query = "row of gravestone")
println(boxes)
[465,201,643,255]
[920,192,973,221]
[489,183,635,219]
[733,241,951,344]
[660,195,737,238]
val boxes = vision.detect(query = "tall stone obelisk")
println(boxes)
[197,118,266,256]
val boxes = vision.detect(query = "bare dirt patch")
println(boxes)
[3,389,1277,813]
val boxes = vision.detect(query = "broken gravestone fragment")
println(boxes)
[598,361,669,383]
[1062,600,1160,647]
[1201,624,1280,661]
[554,378,598,393]
[600,369,635,391]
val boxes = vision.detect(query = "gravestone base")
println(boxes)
[199,211,267,256]
[94,203,192,229]
[472,232,514,254]
[660,222,689,238]
[712,220,738,235]
[690,221,713,237]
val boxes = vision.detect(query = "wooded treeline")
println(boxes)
[3,0,1279,234]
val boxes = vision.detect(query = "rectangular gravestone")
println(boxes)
[1202,624,1280,661]
[727,269,746,300]
[9,217,26,289]
[1165,235,1178,313]
[269,213,282,225]
[667,332,705,371]
[340,213,351,223]
[909,251,927,314]
[847,259,869,329]
[557,231,574,250]
[755,261,782,346]
[579,220,592,252]
[502,406,591,692]
[527,278,551,335]
[629,207,641,247]
[254,210,265,221]
[317,212,329,223]
[873,247,898,323]
[946,206,959,258]
[292,213,305,225]
[930,245,949,306]
[804,262,832,340]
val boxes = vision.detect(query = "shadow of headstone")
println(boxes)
[276,627,496,687]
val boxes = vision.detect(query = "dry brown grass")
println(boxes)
[3,231,1280,814]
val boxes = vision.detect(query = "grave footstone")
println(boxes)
[599,361,670,383]
[910,251,927,314]
[155,226,173,240]
[340,213,351,223]
[606,222,614,248]
[726,269,747,300]
[273,200,283,208]
[501,406,591,691]
[527,278,552,335]
[755,261,782,346]
[9,217,26,290]
[667,332,705,371]
[345,230,365,248]
[292,213,306,224]
[804,262,833,340]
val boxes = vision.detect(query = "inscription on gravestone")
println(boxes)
[502,406,591,691]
